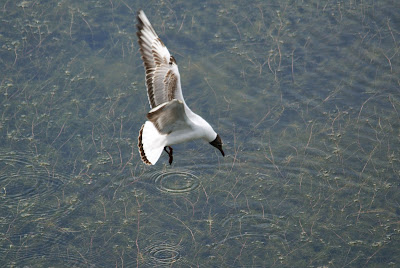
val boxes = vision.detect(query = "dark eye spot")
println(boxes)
[169,56,176,65]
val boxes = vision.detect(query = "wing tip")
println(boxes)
[138,124,153,165]
[136,10,150,38]
[136,10,144,34]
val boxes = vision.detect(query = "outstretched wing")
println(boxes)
[137,10,185,109]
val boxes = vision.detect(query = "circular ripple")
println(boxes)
[210,213,286,266]
[222,213,282,232]
[0,170,64,200]
[0,228,71,263]
[0,151,78,222]
[146,243,181,265]
[215,213,286,247]
[150,170,200,194]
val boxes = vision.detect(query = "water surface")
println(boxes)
[1,0,399,267]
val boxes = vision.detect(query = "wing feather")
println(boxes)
[137,10,184,109]
[147,99,189,134]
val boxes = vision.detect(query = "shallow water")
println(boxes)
[1,0,399,267]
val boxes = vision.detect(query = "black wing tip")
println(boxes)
[138,124,152,165]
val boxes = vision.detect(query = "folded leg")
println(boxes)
[163,146,173,165]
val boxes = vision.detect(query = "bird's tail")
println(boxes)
[138,121,166,165]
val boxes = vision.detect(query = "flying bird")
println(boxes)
[136,10,224,165]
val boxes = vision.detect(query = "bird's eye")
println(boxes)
[169,56,176,65]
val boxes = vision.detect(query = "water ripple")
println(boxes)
[147,170,200,194]
[0,150,78,223]
[146,243,181,265]
[214,213,286,248]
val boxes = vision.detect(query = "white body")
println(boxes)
[137,10,218,165]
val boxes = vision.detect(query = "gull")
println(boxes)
[136,10,224,165]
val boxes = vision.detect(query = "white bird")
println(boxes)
[136,10,224,165]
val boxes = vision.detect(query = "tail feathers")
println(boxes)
[138,121,166,165]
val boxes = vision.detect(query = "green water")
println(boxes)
[1,0,399,267]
